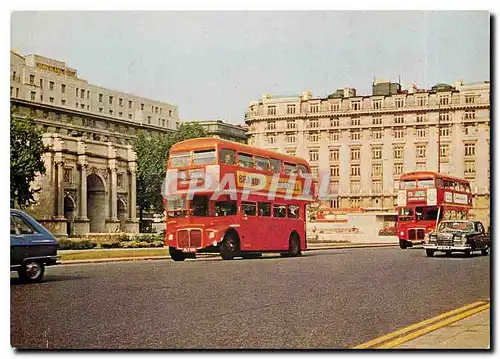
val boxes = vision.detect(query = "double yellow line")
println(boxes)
[353,300,490,349]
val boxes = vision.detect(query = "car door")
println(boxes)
[10,213,41,266]
[475,222,487,248]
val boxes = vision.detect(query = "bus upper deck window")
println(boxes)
[219,148,235,165]
[193,149,216,165]
[238,153,254,168]
[284,162,296,175]
[270,159,282,174]
[297,164,309,177]
[170,152,190,167]
[255,156,270,171]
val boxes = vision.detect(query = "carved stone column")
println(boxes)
[56,160,65,218]
[80,164,88,219]
[129,166,137,220]
[110,167,118,221]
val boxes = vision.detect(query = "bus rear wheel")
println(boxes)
[169,247,186,262]
[288,234,301,257]
[220,232,240,260]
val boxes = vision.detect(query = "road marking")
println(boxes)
[353,300,489,349]
[377,302,490,349]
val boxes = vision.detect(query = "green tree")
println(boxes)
[10,109,47,209]
[133,123,206,231]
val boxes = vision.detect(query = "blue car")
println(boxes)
[10,209,59,283]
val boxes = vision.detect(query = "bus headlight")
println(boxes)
[400,231,404,236]
[208,231,216,239]
[168,233,174,241]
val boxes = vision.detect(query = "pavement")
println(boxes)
[11,246,489,349]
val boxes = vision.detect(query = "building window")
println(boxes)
[351,101,361,111]
[99,94,103,102]
[99,108,103,113]
[10,87,13,97]
[267,135,276,144]
[147,116,151,124]
[286,120,296,129]
[394,115,404,124]
[80,89,85,99]
[16,88,19,97]
[464,143,475,156]
[61,84,66,94]
[141,103,145,110]
[350,148,360,160]
[371,129,383,139]
[372,181,382,193]
[49,97,54,103]
[76,88,79,97]
[372,147,382,160]
[30,91,36,101]
[117,173,124,188]
[416,114,426,123]
[439,96,450,105]
[372,116,382,125]
[63,168,73,184]
[329,131,340,141]
[416,127,427,139]
[350,130,361,141]
[109,96,113,105]
[155,106,158,114]
[331,118,339,127]
[393,128,405,139]
[439,112,450,122]
[393,146,404,159]
[439,126,451,137]
[308,132,319,143]
[169,109,173,117]
[372,100,382,109]
[351,117,360,126]
[310,104,319,113]
[309,119,319,128]
[350,181,361,193]
[330,198,340,208]
[350,164,361,176]
[267,106,276,115]
[12,71,16,80]
[60,99,66,106]
[267,121,276,130]
[465,96,475,104]
[394,163,404,175]
[394,98,405,108]
[39,79,43,88]
[350,197,360,208]
[76,103,79,108]
[440,144,449,158]
[128,100,132,109]
[162,119,165,126]
[464,110,476,120]
[119,112,123,117]
[331,165,340,177]
[29,74,35,85]
[330,103,340,112]
[87,91,90,99]
[372,164,382,177]
[330,148,339,161]
[464,124,476,135]
[416,145,427,158]
[109,109,113,115]
[286,104,296,114]
[464,161,476,177]
[309,149,319,162]
[286,133,296,143]
[285,149,296,156]
[128,114,133,119]
[416,97,427,106]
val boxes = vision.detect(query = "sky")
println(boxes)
[10,11,490,124]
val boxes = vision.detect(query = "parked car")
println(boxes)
[423,219,490,257]
[10,209,59,282]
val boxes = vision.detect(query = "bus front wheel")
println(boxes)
[169,247,186,262]
[399,240,408,249]
[220,232,240,260]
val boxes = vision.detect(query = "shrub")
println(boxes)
[152,241,165,248]
[58,239,97,250]
[99,240,121,249]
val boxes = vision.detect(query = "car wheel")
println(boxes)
[399,240,407,249]
[481,246,489,256]
[445,251,452,256]
[220,232,240,260]
[426,249,435,257]
[18,261,45,283]
[169,246,186,262]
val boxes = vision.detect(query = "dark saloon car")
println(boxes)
[423,220,490,257]
[10,209,59,282]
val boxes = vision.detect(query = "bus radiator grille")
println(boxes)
[177,230,189,248]
[190,230,202,248]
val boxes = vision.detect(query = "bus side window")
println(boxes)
[270,159,282,174]
[242,202,257,216]
[287,205,299,219]
[284,162,296,175]
[297,164,308,177]
[219,148,235,165]
[273,205,286,218]
[255,156,270,171]
[238,153,254,168]
[258,202,271,217]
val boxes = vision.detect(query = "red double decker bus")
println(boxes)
[397,171,473,249]
[164,138,314,261]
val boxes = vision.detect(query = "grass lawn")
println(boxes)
[60,248,171,261]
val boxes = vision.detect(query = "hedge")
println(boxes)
[60,233,165,250]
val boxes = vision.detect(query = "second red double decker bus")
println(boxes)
[396,171,473,249]
[164,138,314,261]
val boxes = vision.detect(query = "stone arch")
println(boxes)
[87,173,107,232]
[64,194,76,236]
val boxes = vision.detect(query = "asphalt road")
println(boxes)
[11,247,490,349]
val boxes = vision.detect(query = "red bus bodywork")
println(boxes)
[396,172,473,248]
[164,138,315,260]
